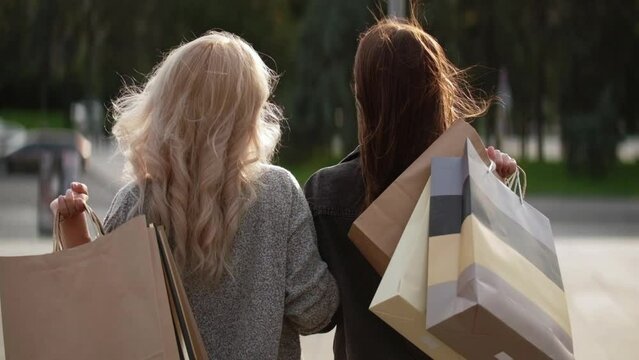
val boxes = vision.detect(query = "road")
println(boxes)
[0,144,638,359]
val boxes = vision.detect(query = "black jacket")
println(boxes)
[304,148,430,360]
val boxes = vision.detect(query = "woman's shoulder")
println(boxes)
[304,149,361,194]
[258,164,299,193]
[303,151,363,215]
[103,181,141,232]
[252,164,307,212]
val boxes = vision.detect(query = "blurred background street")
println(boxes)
[1,0,638,358]
[1,141,638,359]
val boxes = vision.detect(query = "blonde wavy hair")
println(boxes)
[111,31,282,283]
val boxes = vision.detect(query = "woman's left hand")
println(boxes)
[486,146,517,179]
[50,182,91,248]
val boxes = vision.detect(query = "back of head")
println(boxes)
[111,31,282,282]
[354,16,489,207]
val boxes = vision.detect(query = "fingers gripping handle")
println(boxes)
[53,204,106,251]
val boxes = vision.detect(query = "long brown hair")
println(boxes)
[354,15,490,207]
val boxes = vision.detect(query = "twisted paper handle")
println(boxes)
[53,203,106,252]
[486,158,527,202]
[505,165,528,202]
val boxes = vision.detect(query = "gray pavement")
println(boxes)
[0,143,638,359]
[556,238,639,359]
[0,144,125,241]
[528,196,639,238]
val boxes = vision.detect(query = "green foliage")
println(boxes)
[0,0,304,118]
[520,160,639,197]
[0,0,637,167]
[0,109,68,129]
[422,0,638,164]
[279,150,639,196]
[277,150,341,186]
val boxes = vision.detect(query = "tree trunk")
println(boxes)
[520,112,528,161]
[39,0,53,125]
[535,1,546,162]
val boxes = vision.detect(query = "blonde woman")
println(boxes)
[51,31,339,359]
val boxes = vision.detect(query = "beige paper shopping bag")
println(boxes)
[369,178,463,360]
[0,213,179,360]
[349,119,489,275]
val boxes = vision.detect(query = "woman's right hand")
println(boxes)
[50,182,91,248]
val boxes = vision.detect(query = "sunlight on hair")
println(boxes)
[111,31,282,283]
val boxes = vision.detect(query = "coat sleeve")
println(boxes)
[283,173,340,335]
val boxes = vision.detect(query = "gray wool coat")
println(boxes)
[103,165,339,360]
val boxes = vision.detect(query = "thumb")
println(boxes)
[486,146,496,160]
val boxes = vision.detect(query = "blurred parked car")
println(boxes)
[1,128,91,173]
[0,118,27,158]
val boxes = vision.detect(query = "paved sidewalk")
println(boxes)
[556,238,639,359]
[300,236,639,360]
[2,235,637,359]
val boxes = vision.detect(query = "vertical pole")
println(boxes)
[38,151,59,235]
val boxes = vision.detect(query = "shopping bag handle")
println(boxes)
[487,159,527,203]
[505,165,528,203]
[53,203,106,252]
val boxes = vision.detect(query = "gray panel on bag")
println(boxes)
[430,157,468,196]
[428,195,463,236]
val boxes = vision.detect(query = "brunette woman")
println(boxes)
[304,17,516,360]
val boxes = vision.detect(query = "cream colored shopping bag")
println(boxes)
[369,178,463,360]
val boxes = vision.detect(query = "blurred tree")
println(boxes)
[289,0,377,160]
[0,0,302,129]
[424,0,638,172]
[555,0,634,175]
[0,0,637,170]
